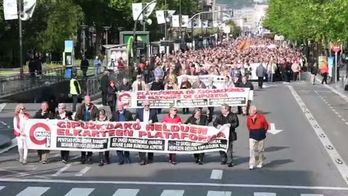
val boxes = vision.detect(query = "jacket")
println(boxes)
[107,86,117,105]
[55,111,73,120]
[111,110,133,122]
[100,74,109,92]
[135,108,158,123]
[75,103,99,121]
[185,115,210,126]
[131,81,147,91]
[213,112,239,141]
[162,114,182,124]
[246,113,269,141]
[13,113,30,137]
[150,81,164,91]
[256,64,267,77]
[33,109,54,119]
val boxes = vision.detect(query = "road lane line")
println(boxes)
[112,189,139,196]
[160,190,184,196]
[301,194,323,196]
[0,138,17,154]
[16,186,50,196]
[75,166,91,176]
[289,86,348,185]
[254,193,276,196]
[52,163,72,176]
[207,191,231,196]
[210,169,223,180]
[0,103,6,112]
[1,178,348,191]
[0,186,4,190]
[65,188,94,196]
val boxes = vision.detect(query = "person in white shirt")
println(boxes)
[13,104,30,164]
[135,101,158,165]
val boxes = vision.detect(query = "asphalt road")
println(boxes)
[1,81,348,195]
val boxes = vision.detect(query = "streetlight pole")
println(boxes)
[81,24,88,57]
[18,0,23,78]
[103,26,111,45]
[188,10,232,50]
[164,0,167,40]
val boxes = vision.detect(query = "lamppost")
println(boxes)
[103,26,111,45]
[188,10,232,50]
[80,24,88,57]
[18,0,23,77]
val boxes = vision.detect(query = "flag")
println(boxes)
[21,0,36,21]
[167,10,176,17]
[132,3,143,21]
[181,15,189,28]
[3,0,18,20]
[156,10,165,24]
[144,2,156,17]
[172,15,180,27]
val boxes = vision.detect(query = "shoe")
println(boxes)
[147,159,153,164]
[220,160,227,165]
[195,159,199,164]
[87,158,93,164]
[98,162,104,167]
[19,158,23,163]
[171,161,177,165]
[228,163,234,167]
[139,161,146,166]
[42,160,47,164]
[62,160,67,164]
[81,160,86,164]
[249,166,254,170]
[256,164,263,168]
[22,160,27,165]
[198,161,203,165]
[126,158,131,164]
[118,161,124,165]
[105,160,110,164]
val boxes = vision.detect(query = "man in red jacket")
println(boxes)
[247,105,269,170]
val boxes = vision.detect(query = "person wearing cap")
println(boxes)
[94,56,102,76]
[185,108,212,165]
[162,106,182,165]
[111,102,134,165]
[135,101,158,165]
[132,75,147,91]
[55,103,72,163]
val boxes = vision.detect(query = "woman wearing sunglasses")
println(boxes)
[13,104,30,164]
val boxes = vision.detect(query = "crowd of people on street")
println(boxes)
[14,37,303,169]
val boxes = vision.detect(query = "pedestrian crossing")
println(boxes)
[0,186,328,196]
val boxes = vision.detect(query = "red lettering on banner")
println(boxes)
[133,123,141,130]
[171,125,180,132]
[189,134,198,141]
[82,130,91,137]
[71,121,81,128]
[139,131,147,138]
[172,132,180,139]
[154,131,163,138]
[57,128,65,135]
[180,132,189,140]
[57,121,66,128]
[91,130,99,137]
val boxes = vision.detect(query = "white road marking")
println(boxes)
[112,189,139,196]
[301,194,323,196]
[75,166,91,176]
[207,191,231,196]
[52,163,72,176]
[0,103,6,112]
[0,186,4,190]
[289,86,348,185]
[160,190,185,196]
[65,188,94,196]
[16,186,50,196]
[0,178,348,191]
[0,138,17,154]
[210,169,223,180]
[254,193,276,196]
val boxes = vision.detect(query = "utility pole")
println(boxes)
[179,0,182,41]
[164,0,167,40]
[18,0,23,78]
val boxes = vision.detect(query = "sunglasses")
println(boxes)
[20,108,25,110]
[172,109,177,112]
[144,105,150,107]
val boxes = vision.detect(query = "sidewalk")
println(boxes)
[305,72,348,102]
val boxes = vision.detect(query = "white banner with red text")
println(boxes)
[118,88,250,108]
[23,119,231,153]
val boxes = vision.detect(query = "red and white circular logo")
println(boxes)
[29,122,51,145]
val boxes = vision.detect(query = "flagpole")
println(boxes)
[18,0,23,78]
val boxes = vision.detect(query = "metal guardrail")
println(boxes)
[0,65,104,98]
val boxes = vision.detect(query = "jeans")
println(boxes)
[267,72,273,82]
[139,152,154,162]
[258,77,264,88]
[117,151,130,163]
[72,95,78,112]
[95,66,101,76]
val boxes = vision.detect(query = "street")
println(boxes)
[0,81,348,195]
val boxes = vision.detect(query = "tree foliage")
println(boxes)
[263,0,348,43]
